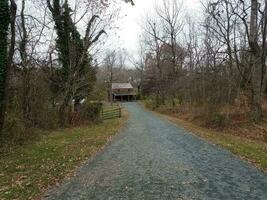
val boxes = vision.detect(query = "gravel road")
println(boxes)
[44,102,267,200]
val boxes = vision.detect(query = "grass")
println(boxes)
[0,111,128,200]
[141,101,267,172]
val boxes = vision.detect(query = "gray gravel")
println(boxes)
[44,102,267,200]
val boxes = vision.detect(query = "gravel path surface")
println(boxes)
[44,102,267,200]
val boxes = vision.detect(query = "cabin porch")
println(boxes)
[113,94,136,101]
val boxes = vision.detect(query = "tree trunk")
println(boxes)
[59,94,72,127]
[20,0,32,126]
[139,69,144,100]
[0,0,10,134]
[109,65,113,106]
[249,0,263,122]
[22,70,31,126]
[109,85,113,106]
[0,0,16,135]
[250,53,263,122]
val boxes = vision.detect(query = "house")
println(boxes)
[112,83,136,101]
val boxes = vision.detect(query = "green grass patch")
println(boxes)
[209,134,267,170]
[0,115,127,200]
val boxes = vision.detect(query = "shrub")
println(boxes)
[208,112,227,128]
[144,97,158,109]
[82,101,103,122]
[191,103,227,128]
[3,112,26,144]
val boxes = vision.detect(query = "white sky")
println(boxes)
[105,0,202,59]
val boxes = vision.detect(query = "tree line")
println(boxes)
[138,0,267,123]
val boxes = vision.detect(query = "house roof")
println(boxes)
[112,83,133,90]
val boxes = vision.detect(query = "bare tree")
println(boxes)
[231,0,267,121]
[248,0,266,121]
[142,15,166,106]
[130,42,146,99]
[16,0,49,126]
[104,50,117,105]
[156,0,184,74]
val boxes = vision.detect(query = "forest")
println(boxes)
[138,0,267,132]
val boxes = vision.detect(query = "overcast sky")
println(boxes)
[104,0,202,60]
